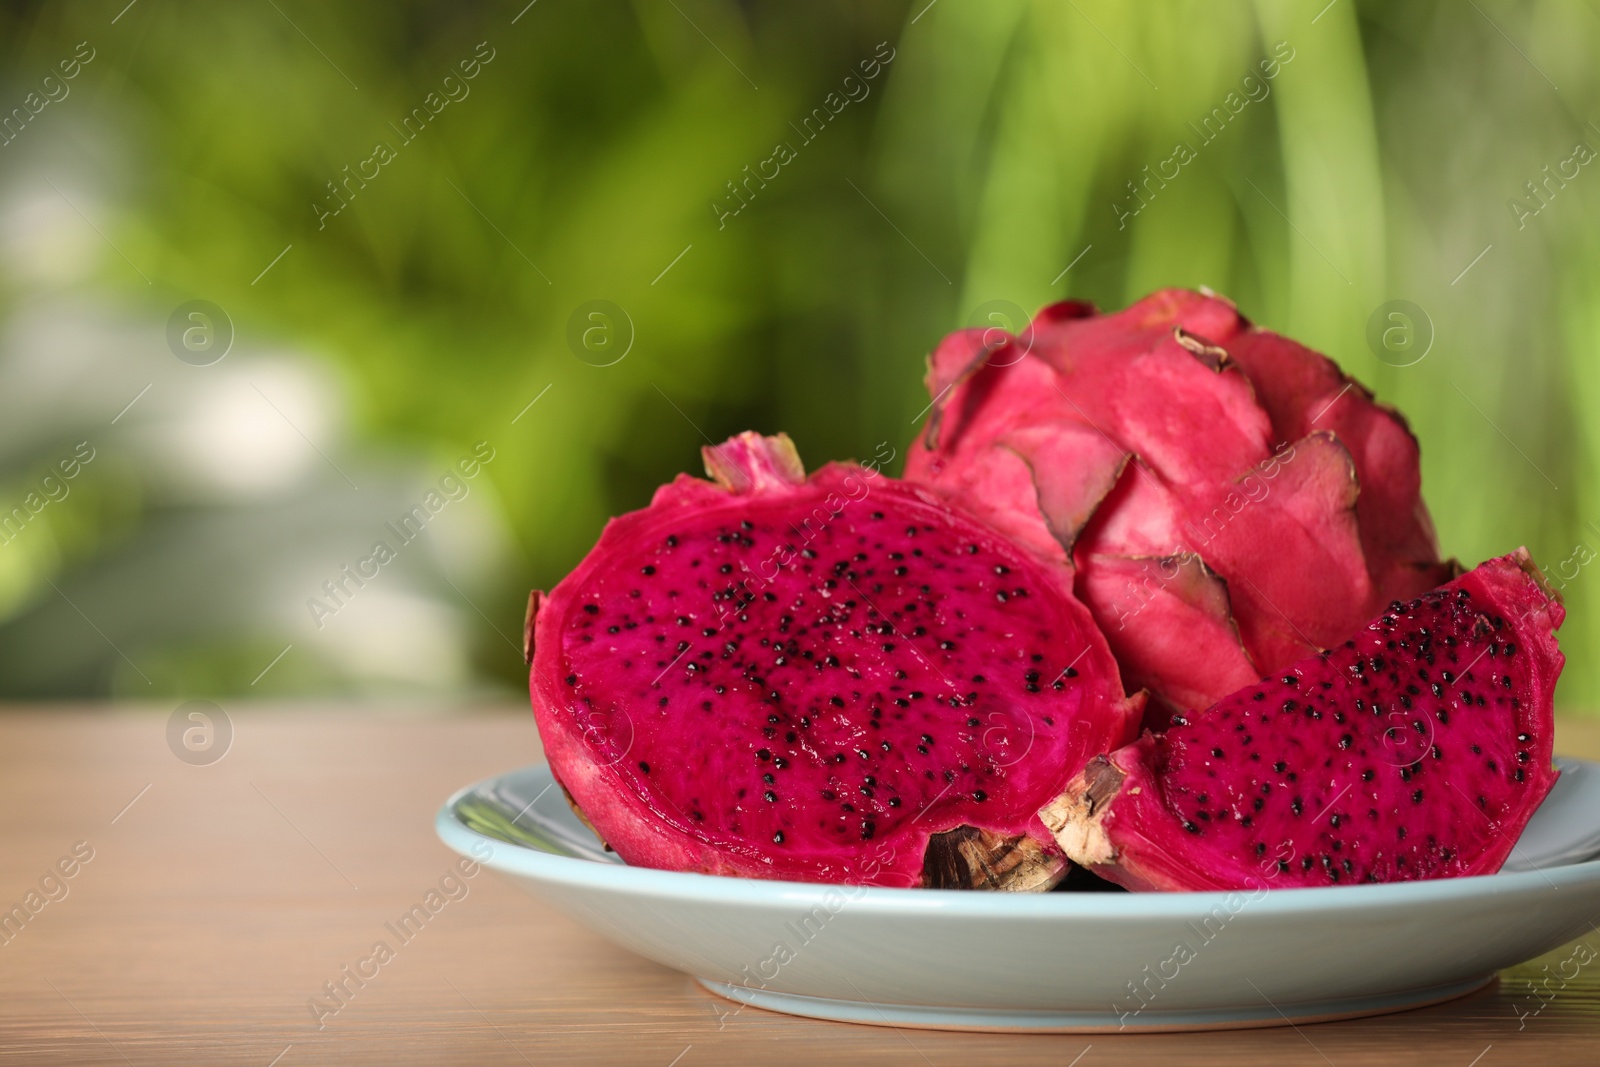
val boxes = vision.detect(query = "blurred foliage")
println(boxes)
[0,0,1597,708]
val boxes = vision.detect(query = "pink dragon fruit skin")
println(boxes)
[527,432,1143,889]
[1040,551,1563,891]
[907,288,1455,721]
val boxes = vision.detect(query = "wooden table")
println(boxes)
[3,706,1600,1066]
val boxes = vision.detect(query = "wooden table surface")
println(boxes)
[3,706,1600,1066]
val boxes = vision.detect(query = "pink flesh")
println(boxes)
[1082,552,1563,891]
[531,434,1139,886]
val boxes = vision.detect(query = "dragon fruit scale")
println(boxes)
[906,288,1455,721]
[1039,551,1564,891]
[526,432,1143,889]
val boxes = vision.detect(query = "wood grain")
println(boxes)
[2,706,1600,1066]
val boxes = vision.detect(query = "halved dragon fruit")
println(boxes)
[1039,551,1563,891]
[906,289,1455,721]
[526,432,1142,889]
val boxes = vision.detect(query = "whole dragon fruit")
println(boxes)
[526,432,1142,889]
[1039,551,1563,890]
[906,288,1455,720]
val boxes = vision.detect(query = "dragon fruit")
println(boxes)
[907,288,1455,721]
[526,432,1142,889]
[1039,550,1563,891]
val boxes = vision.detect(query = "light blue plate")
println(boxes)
[436,757,1600,1032]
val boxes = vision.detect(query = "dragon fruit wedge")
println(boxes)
[1039,550,1563,891]
[526,432,1143,889]
[906,288,1455,722]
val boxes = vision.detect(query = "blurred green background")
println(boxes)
[0,0,1596,708]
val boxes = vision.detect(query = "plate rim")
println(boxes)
[695,973,1498,1033]
[436,759,1600,917]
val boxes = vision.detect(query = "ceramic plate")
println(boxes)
[436,756,1600,1032]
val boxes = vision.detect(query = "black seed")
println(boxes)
[582,605,599,615]
[641,565,656,576]
[638,762,651,774]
